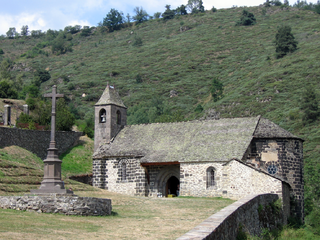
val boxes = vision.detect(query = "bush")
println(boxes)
[274,25,298,59]
[133,36,143,47]
[210,78,224,102]
[236,9,256,26]
[301,86,319,124]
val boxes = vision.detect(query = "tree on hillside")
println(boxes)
[187,0,204,13]
[274,25,298,59]
[21,25,29,36]
[56,98,75,131]
[0,80,18,99]
[6,27,17,39]
[102,8,124,32]
[132,7,149,23]
[236,9,256,26]
[176,5,188,15]
[210,78,224,102]
[301,86,320,124]
[162,5,175,20]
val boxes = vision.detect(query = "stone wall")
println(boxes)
[0,127,83,159]
[0,194,111,216]
[144,164,180,197]
[92,157,147,196]
[245,138,304,219]
[180,160,284,200]
[177,194,285,240]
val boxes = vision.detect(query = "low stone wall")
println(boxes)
[0,127,83,159]
[0,194,111,216]
[177,194,284,240]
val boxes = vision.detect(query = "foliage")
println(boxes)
[20,25,29,36]
[271,0,282,6]
[211,6,217,12]
[236,9,256,26]
[132,7,149,24]
[133,36,143,47]
[31,30,44,38]
[6,27,17,39]
[187,0,205,13]
[64,25,81,34]
[136,74,143,83]
[154,12,162,19]
[210,78,224,102]
[80,26,91,37]
[0,49,4,54]
[102,8,124,32]
[301,87,319,124]
[194,104,203,113]
[274,25,298,59]
[162,5,175,20]
[0,80,18,98]
[51,38,73,55]
[34,68,51,84]
[56,98,76,131]
[176,5,188,15]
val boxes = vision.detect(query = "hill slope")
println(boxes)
[1,5,320,219]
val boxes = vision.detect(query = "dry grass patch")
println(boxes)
[0,189,234,239]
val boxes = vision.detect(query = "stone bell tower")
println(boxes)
[94,83,127,151]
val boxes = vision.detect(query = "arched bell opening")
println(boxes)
[99,109,106,123]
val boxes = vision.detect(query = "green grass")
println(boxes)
[0,190,234,240]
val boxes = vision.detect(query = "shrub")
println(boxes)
[236,9,256,26]
[274,25,298,59]
[210,78,224,102]
[136,74,143,83]
[301,86,319,124]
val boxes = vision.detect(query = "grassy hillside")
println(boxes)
[0,136,95,195]
[1,4,320,230]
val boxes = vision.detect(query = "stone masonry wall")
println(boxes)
[145,164,180,197]
[0,127,83,159]
[180,162,224,197]
[180,160,283,200]
[245,138,304,219]
[0,194,111,216]
[92,158,147,196]
[177,194,284,240]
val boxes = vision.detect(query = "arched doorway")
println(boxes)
[166,176,180,197]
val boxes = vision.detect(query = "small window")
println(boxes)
[206,167,215,188]
[267,164,278,175]
[121,162,126,181]
[99,109,106,123]
[117,110,121,125]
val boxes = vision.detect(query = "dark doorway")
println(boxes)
[166,176,179,197]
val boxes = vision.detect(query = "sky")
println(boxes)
[0,0,318,36]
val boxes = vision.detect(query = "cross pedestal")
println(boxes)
[31,85,73,194]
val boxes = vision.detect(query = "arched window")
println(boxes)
[121,162,126,181]
[206,167,215,188]
[99,109,106,123]
[117,110,121,125]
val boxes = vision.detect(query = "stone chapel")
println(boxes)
[93,84,304,219]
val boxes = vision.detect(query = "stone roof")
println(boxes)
[94,116,260,162]
[95,85,126,108]
[94,116,301,163]
[253,118,301,139]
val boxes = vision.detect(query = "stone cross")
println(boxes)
[31,85,72,194]
[44,85,64,149]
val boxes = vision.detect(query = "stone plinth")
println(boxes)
[0,194,112,216]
